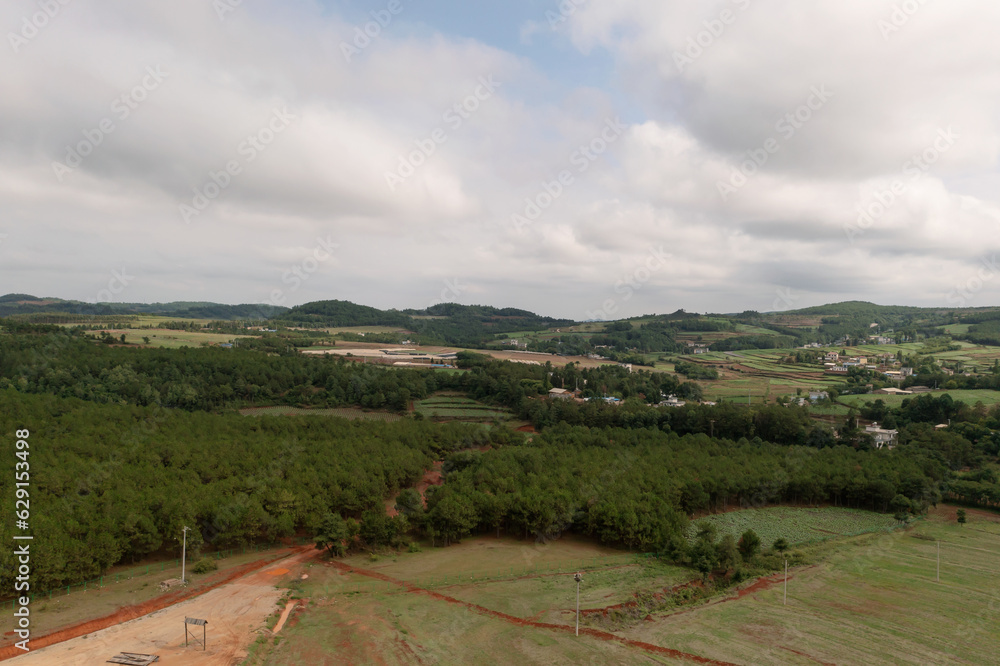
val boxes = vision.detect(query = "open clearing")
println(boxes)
[0,546,288,650]
[253,508,1000,665]
[3,548,314,666]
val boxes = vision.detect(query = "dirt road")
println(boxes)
[7,549,317,666]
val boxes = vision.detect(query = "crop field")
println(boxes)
[239,406,403,421]
[839,388,1000,409]
[415,395,511,421]
[688,507,901,549]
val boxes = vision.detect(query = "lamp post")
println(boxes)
[181,526,190,584]
[574,572,583,636]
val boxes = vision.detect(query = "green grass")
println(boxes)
[625,508,1000,665]
[86,329,252,349]
[688,507,901,549]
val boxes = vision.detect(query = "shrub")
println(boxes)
[192,558,218,574]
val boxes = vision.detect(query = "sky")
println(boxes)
[2,0,1000,320]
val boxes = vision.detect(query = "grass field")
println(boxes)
[239,406,403,421]
[840,389,1000,409]
[623,506,1000,665]
[86,328,252,349]
[249,507,1000,664]
[689,507,901,549]
[415,395,512,421]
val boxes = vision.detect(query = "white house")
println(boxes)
[865,423,899,450]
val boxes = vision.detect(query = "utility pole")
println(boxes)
[783,559,788,605]
[574,572,583,636]
[709,419,715,438]
[181,526,190,584]
[937,541,940,582]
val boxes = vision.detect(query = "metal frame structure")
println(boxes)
[184,616,208,651]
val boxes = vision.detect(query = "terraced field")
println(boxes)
[415,395,512,421]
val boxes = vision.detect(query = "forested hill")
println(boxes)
[0,294,287,320]
[275,300,574,346]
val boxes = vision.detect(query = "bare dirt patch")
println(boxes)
[1,548,316,665]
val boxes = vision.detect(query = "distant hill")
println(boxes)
[275,300,574,346]
[0,294,287,320]
[782,301,932,316]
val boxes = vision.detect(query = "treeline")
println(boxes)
[412,425,945,553]
[0,326,440,412]
[0,391,512,592]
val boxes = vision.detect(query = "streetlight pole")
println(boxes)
[574,572,583,636]
[783,559,787,605]
[181,526,190,584]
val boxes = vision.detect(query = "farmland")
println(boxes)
[415,395,512,422]
[688,507,901,549]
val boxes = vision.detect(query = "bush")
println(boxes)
[191,558,218,574]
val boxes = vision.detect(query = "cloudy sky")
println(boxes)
[2,0,999,319]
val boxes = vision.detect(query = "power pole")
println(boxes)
[783,559,788,605]
[574,572,583,636]
[937,541,940,582]
[181,526,190,584]
[709,419,715,438]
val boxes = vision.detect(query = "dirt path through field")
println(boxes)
[327,560,740,665]
[3,548,317,665]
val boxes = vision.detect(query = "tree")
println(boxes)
[314,512,350,557]
[738,529,761,561]
[957,508,967,526]
[772,538,789,554]
[716,534,740,571]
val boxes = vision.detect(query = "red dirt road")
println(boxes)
[2,548,317,665]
